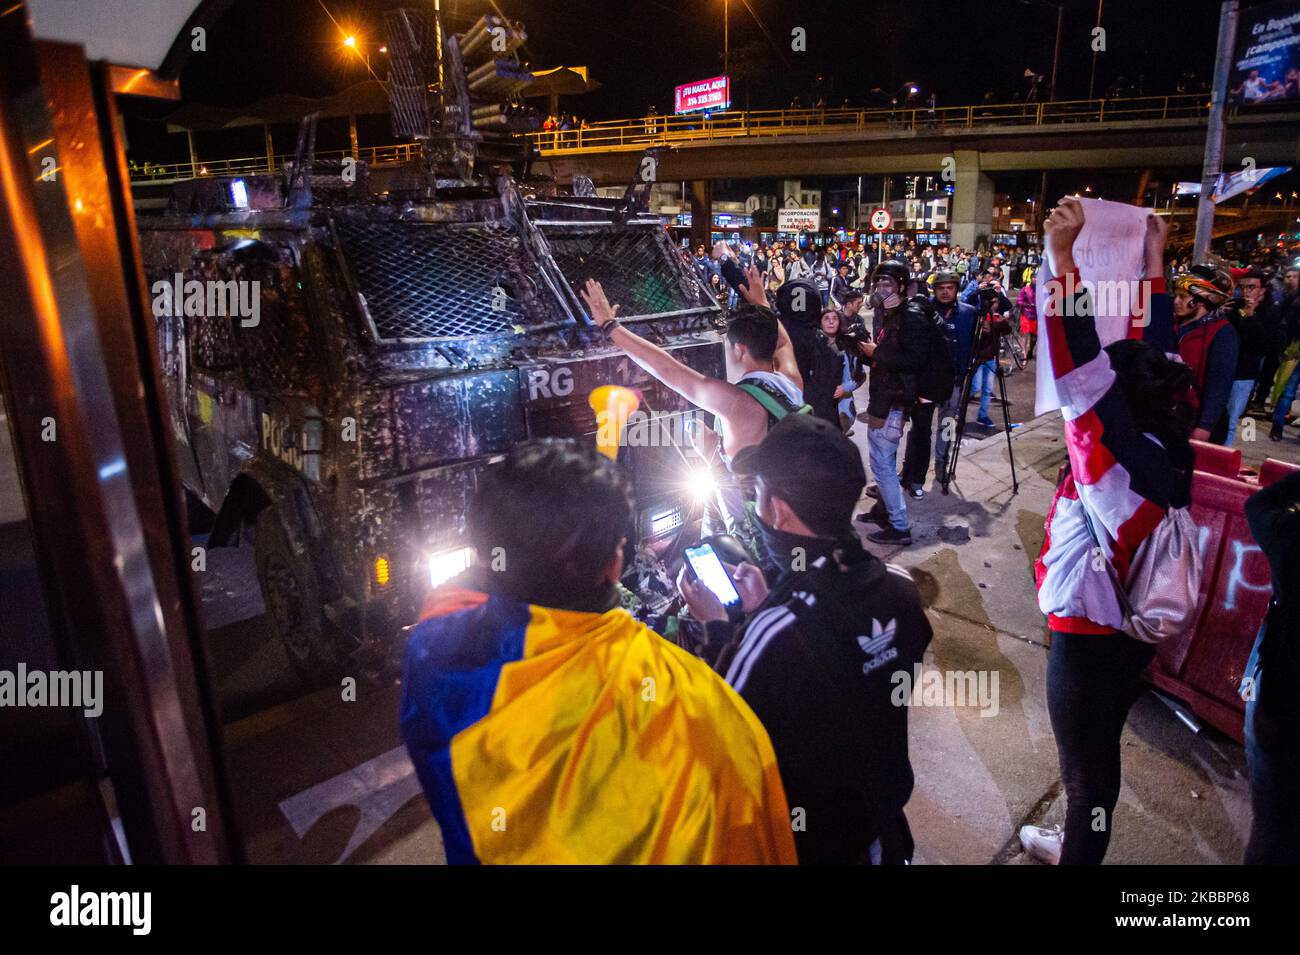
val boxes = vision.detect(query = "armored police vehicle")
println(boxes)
[138,10,724,677]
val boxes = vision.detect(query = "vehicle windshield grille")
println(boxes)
[335,221,553,342]
[543,227,713,319]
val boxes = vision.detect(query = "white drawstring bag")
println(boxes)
[1082,505,1204,644]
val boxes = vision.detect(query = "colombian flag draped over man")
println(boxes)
[400,587,798,864]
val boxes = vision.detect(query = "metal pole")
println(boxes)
[724,0,729,77]
[1193,0,1239,263]
[879,176,888,260]
[1049,2,1064,100]
[1087,0,1104,100]
[435,0,444,91]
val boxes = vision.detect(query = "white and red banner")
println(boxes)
[674,76,731,114]
[1035,197,1151,415]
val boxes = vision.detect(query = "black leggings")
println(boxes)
[1046,630,1155,865]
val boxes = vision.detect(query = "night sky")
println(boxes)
[121,0,1254,200]
[171,0,1229,112]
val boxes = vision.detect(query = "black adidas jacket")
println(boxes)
[702,534,933,864]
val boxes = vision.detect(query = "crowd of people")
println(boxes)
[678,236,1036,543]
[398,205,1299,866]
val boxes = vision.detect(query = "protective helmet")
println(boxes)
[1173,269,1232,310]
[872,259,911,287]
[932,270,960,287]
[1189,263,1235,298]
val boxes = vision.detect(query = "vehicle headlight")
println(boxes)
[426,546,474,591]
[688,467,717,505]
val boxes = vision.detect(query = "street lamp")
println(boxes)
[723,0,729,77]
[1020,0,1064,101]
[1088,0,1105,101]
[342,32,381,79]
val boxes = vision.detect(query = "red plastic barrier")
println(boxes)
[1145,442,1300,742]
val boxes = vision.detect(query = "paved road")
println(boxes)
[9,359,1296,864]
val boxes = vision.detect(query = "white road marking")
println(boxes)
[277,744,422,864]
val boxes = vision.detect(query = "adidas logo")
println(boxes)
[857,618,897,656]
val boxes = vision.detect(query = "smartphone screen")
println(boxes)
[684,544,742,611]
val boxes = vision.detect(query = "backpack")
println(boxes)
[912,301,956,403]
[737,379,812,422]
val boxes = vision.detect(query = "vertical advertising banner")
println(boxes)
[1229,1,1300,105]
[673,76,731,114]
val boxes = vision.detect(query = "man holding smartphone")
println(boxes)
[677,414,933,864]
[401,439,796,864]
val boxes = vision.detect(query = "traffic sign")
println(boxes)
[869,207,892,231]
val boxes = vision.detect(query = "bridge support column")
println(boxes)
[689,180,712,251]
[950,151,994,250]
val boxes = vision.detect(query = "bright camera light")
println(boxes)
[688,468,717,506]
[427,546,473,591]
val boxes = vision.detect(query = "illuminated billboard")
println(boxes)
[1229,1,1300,105]
[674,75,731,114]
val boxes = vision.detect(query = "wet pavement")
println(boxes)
[0,228,1288,862]
[192,358,1300,864]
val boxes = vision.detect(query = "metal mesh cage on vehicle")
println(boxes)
[234,262,322,394]
[542,226,713,320]
[334,220,554,342]
[188,309,239,371]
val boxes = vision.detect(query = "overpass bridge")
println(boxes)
[528,96,1300,247]
[127,96,1300,247]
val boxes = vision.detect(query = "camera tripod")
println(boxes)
[940,312,1020,496]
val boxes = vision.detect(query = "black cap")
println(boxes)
[776,278,821,326]
[731,414,866,528]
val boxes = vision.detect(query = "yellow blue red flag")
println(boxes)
[400,588,796,864]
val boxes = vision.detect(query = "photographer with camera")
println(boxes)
[970,282,1014,430]
[853,260,931,545]
[677,414,933,864]
[962,265,1013,314]
[902,270,975,495]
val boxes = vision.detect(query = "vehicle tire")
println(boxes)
[254,507,341,681]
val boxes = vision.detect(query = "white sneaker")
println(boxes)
[1019,824,1062,865]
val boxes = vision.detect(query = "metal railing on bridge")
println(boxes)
[127,95,1222,182]
[527,94,1214,154]
[128,142,423,183]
